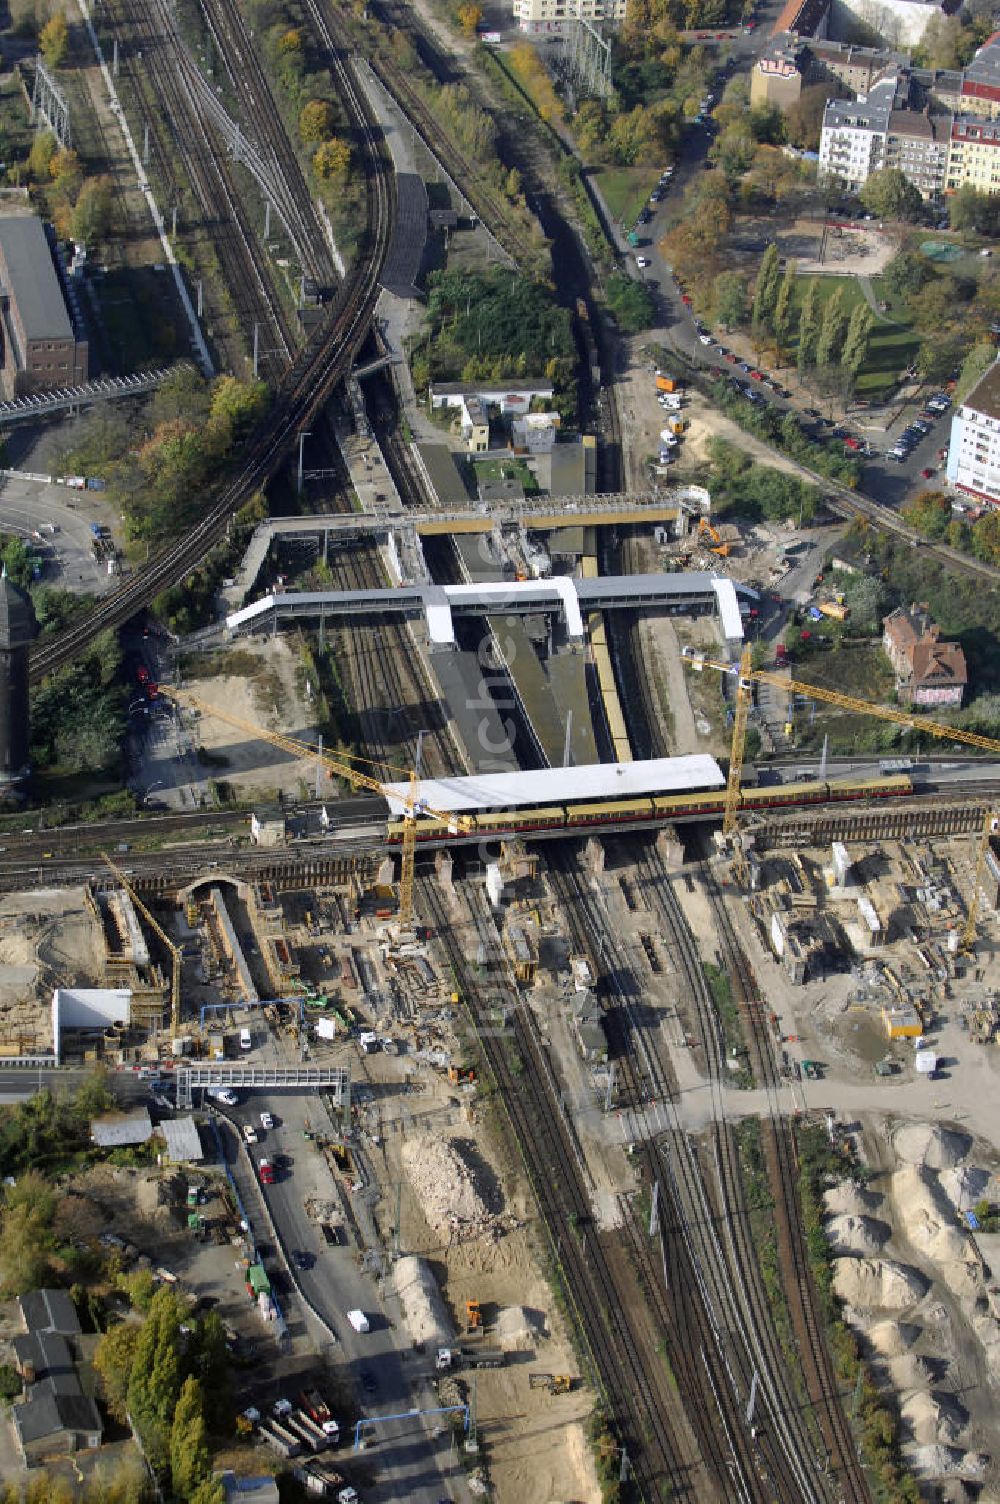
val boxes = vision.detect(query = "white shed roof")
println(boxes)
[383,754,723,816]
[161,1115,204,1164]
[712,577,744,641]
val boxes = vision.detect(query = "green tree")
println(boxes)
[39,12,68,67]
[27,131,56,182]
[298,99,335,143]
[189,1480,225,1504]
[94,1322,141,1422]
[859,167,923,222]
[74,1065,115,1118]
[815,286,847,369]
[170,1377,210,1501]
[711,121,755,179]
[956,340,996,402]
[881,250,931,302]
[189,1311,231,1428]
[605,273,655,332]
[772,259,797,348]
[71,176,115,247]
[841,302,875,378]
[0,1199,55,1293]
[796,276,821,371]
[712,270,747,330]
[127,1286,185,1449]
[752,242,781,329]
[843,574,888,632]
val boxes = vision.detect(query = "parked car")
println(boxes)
[259,1159,275,1185]
[636,256,651,268]
[921,467,934,479]
[699,333,714,345]
[260,1112,274,1129]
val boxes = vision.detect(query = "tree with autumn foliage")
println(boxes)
[313,137,351,179]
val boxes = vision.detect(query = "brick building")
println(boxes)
[0,216,88,398]
[882,604,967,707]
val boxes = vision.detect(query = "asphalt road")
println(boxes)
[0,475,118,596]
[222,1085,466,1504]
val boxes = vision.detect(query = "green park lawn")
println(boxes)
[787,275,920,398]
[593,168,660,229]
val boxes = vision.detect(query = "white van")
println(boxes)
[239,1028,252,1051]
[347,1309,370,1333]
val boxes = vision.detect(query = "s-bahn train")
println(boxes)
[384,773,914,844]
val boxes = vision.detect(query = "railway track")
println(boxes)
[193,0,335,286]
[546,840,842,1502]
[422,874,693,1502]
[29,20,395,685]
[112,0,297,381]
[700,858,873,1504]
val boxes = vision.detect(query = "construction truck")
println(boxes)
[655,373,682,393]
[529,1373,574,1394]
[436,1347,506,1370]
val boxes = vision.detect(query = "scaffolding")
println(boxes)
[30,58,71,147]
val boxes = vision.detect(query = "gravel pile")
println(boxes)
[402,1134,505,1243]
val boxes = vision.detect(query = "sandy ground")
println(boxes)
[182,638,321,799]
[0,887,103,1053]
[373,1065,601,1504]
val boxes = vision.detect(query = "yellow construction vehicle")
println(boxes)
[159,689,471,929]
[697,517,730,557]
[528,1373,574,1394]
[103,852,182,1034]
[686,649,1000,948]
[466,1299,482,1332]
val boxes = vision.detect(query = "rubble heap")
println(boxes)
[401,1133,506,1243]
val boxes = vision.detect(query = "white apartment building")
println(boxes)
[818,76,895,190]
[946,360,1000,507]
[512,0,625,34]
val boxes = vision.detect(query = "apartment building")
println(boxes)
[946,115,1000,193]
[885,107,950,196]
[512,0,625,34]
[818,76,895,189]
[945,360,1000,507]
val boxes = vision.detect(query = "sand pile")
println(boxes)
[868,1319,920,1357]
[894,1124,970,1172]
[825,1214,889,1256]
[392,1256,454,1349]
[823,1182,885,1218]
[401,1134,506,1243]
[833,1258,928,1310]
[892,1166,981,1272]
[496,1305,545,1350]
[887,1354,936,1391]
[902,1391,968,1447]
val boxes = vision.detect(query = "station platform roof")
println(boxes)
[382,754,724,816]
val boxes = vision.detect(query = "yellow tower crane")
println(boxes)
[159,689,470,928]
[102,851,182,1036]
[686,652,1000,944]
